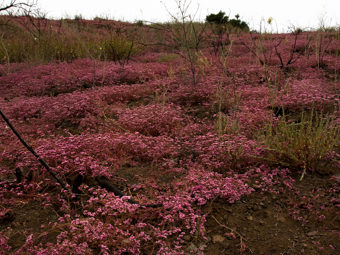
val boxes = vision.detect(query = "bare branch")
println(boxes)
[0,0,37,14]
[0,108,68,190]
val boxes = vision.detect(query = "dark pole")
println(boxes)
[0,108,67,189]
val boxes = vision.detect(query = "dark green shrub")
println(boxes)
[206,11,229,25]
[206,12,249,32]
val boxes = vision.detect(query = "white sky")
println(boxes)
[38,0,340,32]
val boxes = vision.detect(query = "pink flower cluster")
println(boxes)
[117,104,186,136]
[7,132,180,178]
[276,78,339,112]
[0,233,11,254]
[176,166,254,205]
[181,132,258,171]
[0,59,169,98]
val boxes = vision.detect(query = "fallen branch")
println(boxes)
[0,108,68,189]
[14,167,22,183]
[70,174,162,207]
[95,175,139,204]
[1,108,162,208]
[95,175,162,207]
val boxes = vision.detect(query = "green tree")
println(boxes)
[206,11,229,25]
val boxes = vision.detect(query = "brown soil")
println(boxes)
[0,201,59,251]
[1,173,339,254]
[202,174,340,255]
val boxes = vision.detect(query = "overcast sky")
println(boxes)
[38,0,340,32]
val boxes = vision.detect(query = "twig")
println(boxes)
[95,175,162,208]
[95,175,138,204]
[0,108,68,189]
[0,108,162,208]
[211,215,253,253]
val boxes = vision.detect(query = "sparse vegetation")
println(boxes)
[259,109,339,180]
[0,15,142,63]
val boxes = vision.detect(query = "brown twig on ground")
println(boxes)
[0,108,162,208]
[95,175,162,208]
[0,108,68,189]
[211,215,252,253]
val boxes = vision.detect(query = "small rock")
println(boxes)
[212,234,225,243]
[247,215,253,221]
[122,239,130,244]
[226,209,233,213]
[307,231,318,236]
[278,216,286,223]
[259,220,264,225]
